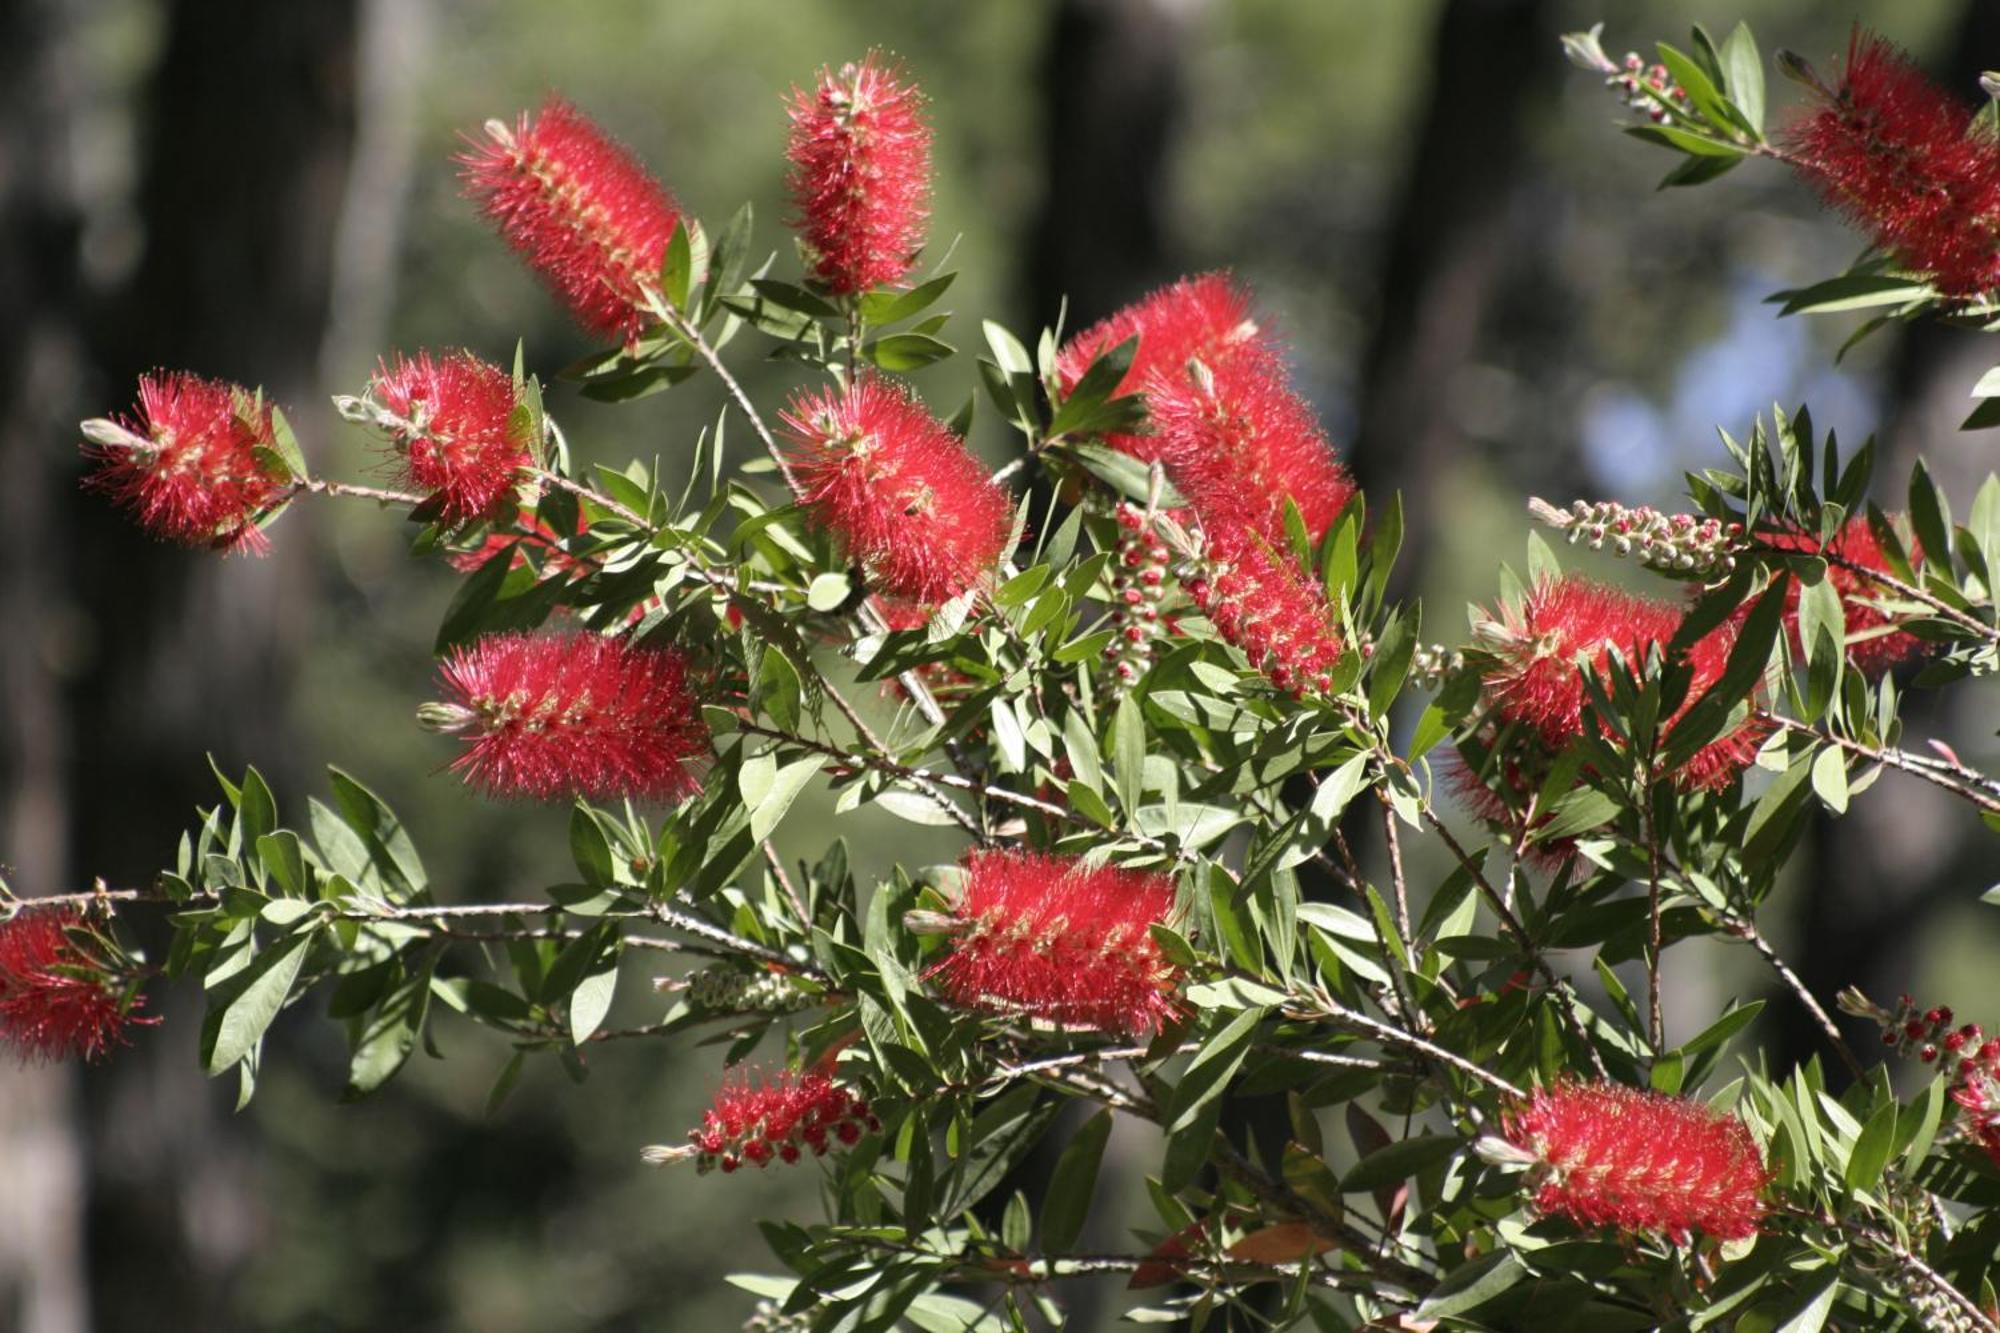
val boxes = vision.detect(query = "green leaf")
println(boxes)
[202,929,314,1076]
[1039,1109,1112,1253]
[1338,1133,1460,1193]
[1415,1252,1527,1322]
[1113,694,1146,814]
[1164,1007,1265,1134]
[328,767,427,902]
[859,272,955,325]
[1845,1099,1896,1192]
[1771,274,1933,317]
[1908,458,1953,572]
[1773,1278,1839,1333]
[569,804,616,887]
[1810,745,1849,814]
[343,956,434,1100]
[864,332,955,371]
[569,952,620,1046]
[1719,22,1765,132]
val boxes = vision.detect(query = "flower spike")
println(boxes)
[460,97,684,344]
[781,375,1012,607]
[82,371,291,554]
[923,850,1181,1038]
[786,53,932,295]
[1497,1081,1769,1243]
[423,632,709,804]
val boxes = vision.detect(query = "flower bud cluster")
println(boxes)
[1528,497,1742,578]
[1410,641,1466,690]
[1608,52,1690,124]
[1103,504,1174,686]
[666,967,819,1015]
[744,1301,815,1333]
[666,1068,878,1174]
[1847,991,2000,1169]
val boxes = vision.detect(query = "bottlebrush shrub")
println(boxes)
[39,24,2000,1332]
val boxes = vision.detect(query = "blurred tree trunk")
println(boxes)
[1779,0,2000,1081]
[44,1,357,1327]
[1026,0,1197,334]
[1348,0,1554,592]
[0,3,95,1328]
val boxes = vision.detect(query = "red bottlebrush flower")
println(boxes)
[682,1066,877,1174]
[459,97,684,344]
[1056,274,1353,546]
[782,376,1012,606]
[1782,31,2000,297]
[1056,272,1264,401]
[1502,1082,1769,1243]
[1475,575,1765,790]
[1144,353,1357,546]
[370,350,532,527]
[82,371,290,553]
[1761,516,1931,676]
[1182,521,1343,697]
[926,850,1181,1038]
[0,909,150,1064]
[786,53,931,295]
[424,632,709,803]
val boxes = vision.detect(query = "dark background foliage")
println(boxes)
[0,1,1992,1329]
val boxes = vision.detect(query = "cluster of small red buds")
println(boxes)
[1844,989,2000,1169]
[1528,498,1743,578]
[1560,27,1690,125]
[662,966,820,1016]
[1103,503,1174,686]
[1612,52,1690,123]
[644,1067,878,1174]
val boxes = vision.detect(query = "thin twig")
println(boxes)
[1759,714,2000,818]
[1727,915,1865,1081]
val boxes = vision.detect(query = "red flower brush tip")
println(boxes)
[683,1066,877,1173]
[0,909,150,1064]
[1502,1081,1769,1243]
[786,52,932,296]
[1144,353,1357,546]
[370,350,532,527]
[1056,272,1265,400]
[1182,520,1344,698]
[781,376,1013,606]
[927,849,1181,1038]
[424,632,709,804]
[1782,30,2000,297]
[82,371,290,553]
[1762,516,1930,676]
[459,96,684,344]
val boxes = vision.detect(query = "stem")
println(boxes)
[1642,776,1666,1052]
[1292,987,1526,1100]
[536,468,648,529]
[1759,713,2000,818]
[1727,914,1865,1081]
[1381,799,1414,943]
[292,477,431,507]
